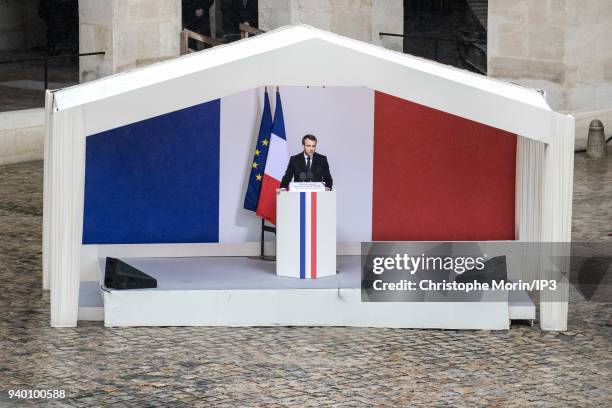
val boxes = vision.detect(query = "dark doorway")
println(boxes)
[220,0,258,41]
[0,0,79,112]
[182,0,258,43]
[403,0,487,74]
[39,0,79,56]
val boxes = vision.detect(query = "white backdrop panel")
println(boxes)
[219,88,263,242]
[219,86,374,243]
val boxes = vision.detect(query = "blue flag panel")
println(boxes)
[83,100,220,244]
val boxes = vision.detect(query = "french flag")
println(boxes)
[256,89,289,225]
[82,87,517,246]
[299,192,318,279]
[243,89,273,212]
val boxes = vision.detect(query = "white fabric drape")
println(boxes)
[42,90,54,291]
[539,114,575,331]
[49,106,86,327]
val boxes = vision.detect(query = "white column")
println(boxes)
[79,0,181,82]
[539,114,575,331]
[79,0,114,82]
[42,90,54,290]
[49,107,86,327]
[371,0,403,52]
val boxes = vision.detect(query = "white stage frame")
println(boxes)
[43,25,574,329]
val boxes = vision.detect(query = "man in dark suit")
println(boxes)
[222,0,258,39]
[183,0,215,49]
[280,134,333,191]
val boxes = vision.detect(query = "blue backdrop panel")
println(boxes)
[83,100,220,244]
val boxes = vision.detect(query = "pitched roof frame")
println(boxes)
[43,25,575,331]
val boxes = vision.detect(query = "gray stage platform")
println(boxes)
[76,256,534,327]
[101,256,361,291]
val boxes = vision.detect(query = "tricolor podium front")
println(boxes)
[276,191,336,279]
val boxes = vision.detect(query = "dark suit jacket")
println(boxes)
[222,0,258,34]
[183,0,214,36]
[280,152,333,190]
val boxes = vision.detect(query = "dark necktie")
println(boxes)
[306,156,311,172]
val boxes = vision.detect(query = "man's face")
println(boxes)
[303,139,316,156]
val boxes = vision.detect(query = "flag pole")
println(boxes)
[260,219,277,261]
[260,85,267,259]
[257,84,282,261]
[260,218,264,257]
[259,85,277,261]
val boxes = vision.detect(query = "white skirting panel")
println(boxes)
[49,107,86,327]
[98,257,510,329]
[103,289,509,329]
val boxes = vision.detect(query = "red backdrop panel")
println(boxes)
[372,91,517,241]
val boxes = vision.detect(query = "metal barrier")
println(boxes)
[0,51,105,91]
[180,24,266,55]
[379,32,486,74]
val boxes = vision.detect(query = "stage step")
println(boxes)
[508,288,536,321]
[78,281,104,321]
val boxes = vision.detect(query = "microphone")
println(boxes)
[298,172,306,182]
[306,171,314,182]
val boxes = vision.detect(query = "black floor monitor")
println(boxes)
[104,257,157,290]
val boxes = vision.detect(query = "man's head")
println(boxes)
[302,134,317,156]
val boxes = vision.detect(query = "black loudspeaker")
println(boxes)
[104,257,157,290]
[456,255,507,285]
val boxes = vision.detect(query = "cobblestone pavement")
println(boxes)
[0,154,610,407]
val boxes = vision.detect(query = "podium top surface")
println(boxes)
[289,182,326,192]
[281,189,335,194]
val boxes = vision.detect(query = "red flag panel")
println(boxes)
[372,91,517,241]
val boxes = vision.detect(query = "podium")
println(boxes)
[276,189,336,279]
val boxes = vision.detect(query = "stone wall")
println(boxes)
[79,0,181,82]
[0,108,44,165]
[0,0,46,52]
[79,0,114,81]
[371,0,403,52]
[564,0,612,113]
[488,0,612,144]
[259,0,403,52]
[113,0,181,72]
